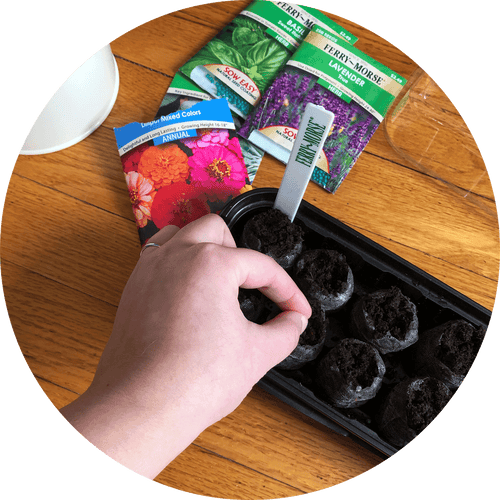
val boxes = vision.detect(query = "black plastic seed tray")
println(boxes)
[220,188,491,458]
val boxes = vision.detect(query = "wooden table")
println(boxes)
[2,1,498,497]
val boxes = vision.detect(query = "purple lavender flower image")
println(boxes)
[239,67,381,193]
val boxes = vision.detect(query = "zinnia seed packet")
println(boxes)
[114,99,252,245]
[239,25,407,194]
[155,72,264,183]
[180,0,357,118]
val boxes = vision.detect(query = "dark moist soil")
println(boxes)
[437,321,485,375]
[382,353,408,386]
[299,299,324,346]
[246,208,303,258]
[365,286,413,340]
[298,249,348,294]
[238,289,262,322]
[406,378,451,434]
[334,340,379,389]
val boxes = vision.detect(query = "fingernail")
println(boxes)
[300,315,308,332]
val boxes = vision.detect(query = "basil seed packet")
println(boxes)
[114,99,251,245]
[155,72,264,183]
[239,25,407,193]
[180,0,357,118]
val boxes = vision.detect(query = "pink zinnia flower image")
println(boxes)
[182,129,230,150]
[125,171,156,228]
[226,136,244,160]
[188,145,247,190]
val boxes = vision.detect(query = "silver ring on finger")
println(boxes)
[140,242,161,256]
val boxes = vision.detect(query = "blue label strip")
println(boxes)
[114,99,235,154]
[152,129,198,146]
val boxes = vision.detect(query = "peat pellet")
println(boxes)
[240,208,303,269]
[276,298,327,370]
[238,288,264,323]
[317,338,385,408]
[412,319,485,389]
[351,286,418,354]
[294,249,354,312]
[377,377,452,447]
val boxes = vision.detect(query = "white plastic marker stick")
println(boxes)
[273,103,334,222]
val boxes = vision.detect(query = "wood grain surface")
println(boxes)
[2,1,498,498]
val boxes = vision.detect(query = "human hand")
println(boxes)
[60,214,311,478]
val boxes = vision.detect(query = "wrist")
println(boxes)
[60,383,207,478]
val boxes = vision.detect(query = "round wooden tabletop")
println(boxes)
[2,1,498,498]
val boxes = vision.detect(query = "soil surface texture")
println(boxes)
[296,249,349,294]
[333,339,379,389]
[243,208,303,258]
[365,286,414,339]
[299,299,326,346]
[437,321,485,375]
[406,378,452,433]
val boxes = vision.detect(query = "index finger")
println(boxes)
[225,247,312,318]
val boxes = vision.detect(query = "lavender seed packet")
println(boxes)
[239,25,407,193]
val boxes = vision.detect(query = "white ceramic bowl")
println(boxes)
[21,44,119,155]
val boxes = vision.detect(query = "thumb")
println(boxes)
[254,310,308,373]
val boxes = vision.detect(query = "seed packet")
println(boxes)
[180,0,357,118]
[239,25,407,193]
[114,99,251,245]
[155,72,264,183]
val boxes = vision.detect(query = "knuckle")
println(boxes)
[210,214,230,236]
[204,212,225,229]
[195,242,222,265]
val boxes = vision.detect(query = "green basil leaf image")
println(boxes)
[218,28,235,46]
[232,17,265,31]
[180,44,221,78]
[247,65,263,82]
[245,39,289,87]
[238,44,256,59]
[208,39,247,70]
[232,27,260,46]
